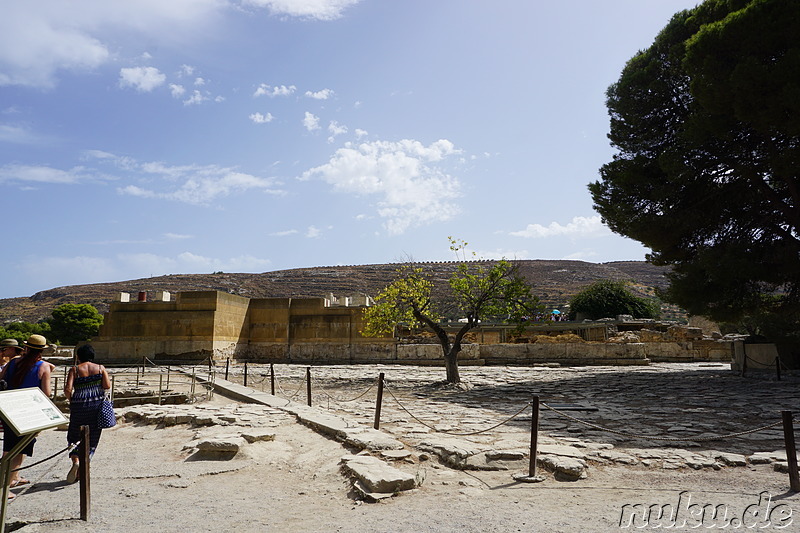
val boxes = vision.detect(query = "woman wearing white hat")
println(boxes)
[0,334,52,497]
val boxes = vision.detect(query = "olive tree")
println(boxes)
[362,239,542,383]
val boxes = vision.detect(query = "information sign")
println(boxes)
[0,387,67,435]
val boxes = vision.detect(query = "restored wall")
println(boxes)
[91,290,734,366]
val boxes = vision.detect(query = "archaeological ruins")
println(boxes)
[85,289,780,370]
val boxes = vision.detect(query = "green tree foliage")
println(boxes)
[363,238,542,383]
[568,280,661,321]
[0,321,51,344]
[48,303,104,345]
[589,0,800,338]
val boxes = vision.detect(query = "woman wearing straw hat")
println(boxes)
[0,338,23,370]
[0,334,52,497]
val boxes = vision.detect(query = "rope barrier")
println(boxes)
[311,375,377,404]
[8,443,76,504]
[383,382,532,436]
[273,375,304,401]
[540,402,785,442]
[12,444,75,472]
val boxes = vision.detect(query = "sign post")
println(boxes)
[0,388,68,533]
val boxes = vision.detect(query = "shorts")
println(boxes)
[3,426,35,456]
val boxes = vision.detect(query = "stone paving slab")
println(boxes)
[185,363,800,483]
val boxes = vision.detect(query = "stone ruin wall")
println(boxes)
[90,290,734,366]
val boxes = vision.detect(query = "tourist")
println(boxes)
[64,344,111,483]
[0,338,23,370]
[0,334,53,496]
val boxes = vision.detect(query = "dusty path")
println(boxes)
[6,413,796,532]
[5,363,800,532]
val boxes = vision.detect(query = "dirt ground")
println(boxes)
[5,391,798,533]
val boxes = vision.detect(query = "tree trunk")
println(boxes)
[444,348,461,384]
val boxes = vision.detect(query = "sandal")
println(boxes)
[66,464,79,484]
[9,479,29,488]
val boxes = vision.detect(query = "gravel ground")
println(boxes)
[4,363,799,532]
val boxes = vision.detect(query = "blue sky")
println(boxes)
[0,0,698,299]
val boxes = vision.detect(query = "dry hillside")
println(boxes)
[0,260,675,324]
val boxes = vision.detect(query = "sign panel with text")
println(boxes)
[0,388,67,435]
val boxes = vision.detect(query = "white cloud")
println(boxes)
[83,151,284,205]
[0,1,351,89]
[183,89,208,105]
[0,164,88,184]
[510,216,613,238]
[354,128,368,139]
[119,168,284,205]
[242,0,361,21]
[0,1,222,88]
[301,139,462,234]
[327,120,347,142]
[119,66,166,92]
[163,232,193,240]
[194,77,206,86]
[249,112,275,124]
[0,123,39,144]
[270,229,299,237]
[305,226,321,238]
[253,83,296,97]
[305,88,334,100]
[169,84,186,97]
[303,112,320,131]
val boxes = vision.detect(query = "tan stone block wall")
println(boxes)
[212,292,250,343]
[479,342,649,365]
[248,298,291,342]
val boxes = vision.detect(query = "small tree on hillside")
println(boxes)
[48,303,104,345]
[568,280,660,321]
[362,238,542,383]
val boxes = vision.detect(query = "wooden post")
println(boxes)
[529,395,540,478]
[270,363,275,395]
[782,411,800,492]
[158,374,163,405]
[191,367,196,397]
[374,373,385,430]
[306,366,312,407]
[79,425,91,520]
[110,374,115,402]
[225,358,230,380]
[166,366,170,389]
[776,357,782,381]
[136,364,140,387]
[244,361,248,387]
[53,377,59,399]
